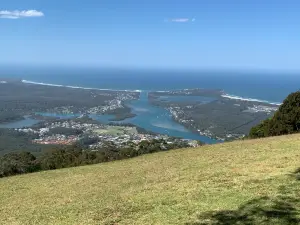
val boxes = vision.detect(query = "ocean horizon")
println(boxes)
[1,66,299,103]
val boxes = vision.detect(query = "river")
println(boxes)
[0,92,217,143]
[121,92,216,143]
[0,117,40,129]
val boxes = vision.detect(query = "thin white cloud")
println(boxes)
[0,10,44,19]
[165,18,196,23]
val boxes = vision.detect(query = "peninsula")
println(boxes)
[149,89,278,140]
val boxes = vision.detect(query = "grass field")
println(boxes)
[0,134,300,224]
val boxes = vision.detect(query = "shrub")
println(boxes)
[0,152,40,177]
[249,91,300,138]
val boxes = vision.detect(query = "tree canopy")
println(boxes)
[249,91,300,138]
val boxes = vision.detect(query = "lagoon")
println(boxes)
[1,92,217,143]
[35,112,115,124]
[0,117,40,129]
[122,92,216,143]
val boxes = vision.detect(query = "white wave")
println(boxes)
[221,94,282,106]
[21,80,141,92]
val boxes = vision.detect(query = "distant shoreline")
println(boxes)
[221,94,282,106]
[21,80,142,93]
[21,79,282,106]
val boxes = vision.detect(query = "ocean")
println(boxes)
[2,66,299,103]
[1,66,299,143]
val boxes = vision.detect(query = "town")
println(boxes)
[45,91,139,115]
[15,118,201,149]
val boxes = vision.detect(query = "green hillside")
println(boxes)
[0,134,300,225]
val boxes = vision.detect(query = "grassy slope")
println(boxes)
[0,134,300,225]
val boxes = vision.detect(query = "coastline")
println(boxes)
[221,94,282,106]
[21,80,142,93]
[21,79,282,106]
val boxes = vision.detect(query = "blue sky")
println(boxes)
[1,0,300,71]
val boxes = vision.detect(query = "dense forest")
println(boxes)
[0,139,198,178]
[249,91,300,138]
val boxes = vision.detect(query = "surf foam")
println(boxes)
[21,80,141,92]
[221,94,282,106]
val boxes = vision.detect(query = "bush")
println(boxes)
[38,145,83,170]
[249,119,270,138]
[249,91,300,138]
[0,152,40,177]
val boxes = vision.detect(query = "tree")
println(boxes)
[249,91,300,138]
[0,152,39,177]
